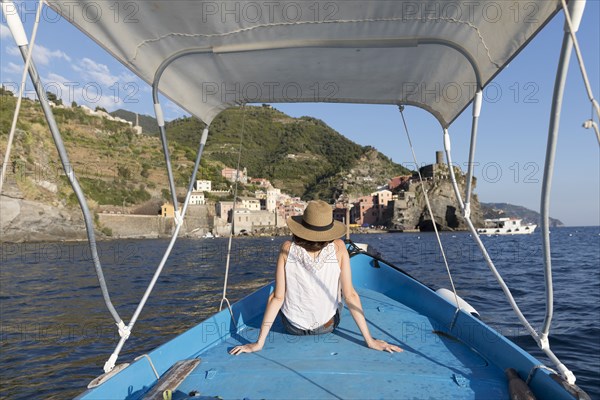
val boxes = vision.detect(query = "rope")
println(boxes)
[104,124,209,373]
[134,354,160,379]
[560,0,600,119]
[560,0,600,144]
[0,0,43,194]
[219,105,247,325]
[397,106,462,327]
[442,127,541,339]
[157,122,181,217]
[442,127,577,384]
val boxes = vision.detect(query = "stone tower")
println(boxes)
[435,151,444,165]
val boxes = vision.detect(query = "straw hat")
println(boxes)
[287,200,346,242]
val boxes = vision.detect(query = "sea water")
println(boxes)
[0,227,598,399]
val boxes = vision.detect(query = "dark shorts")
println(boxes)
[279,309,340,336]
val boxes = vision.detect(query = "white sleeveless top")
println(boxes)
[281,242,341,330]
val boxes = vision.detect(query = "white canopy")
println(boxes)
[46,0,561,127]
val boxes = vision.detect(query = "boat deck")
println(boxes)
[171,287,508,399]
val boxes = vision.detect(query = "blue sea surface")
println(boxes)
[0,227,598,399]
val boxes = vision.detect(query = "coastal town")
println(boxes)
[97,151,474,238]
[1,90,557,243]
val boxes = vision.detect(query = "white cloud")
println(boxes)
[0,24,10,40]
[164,100,187,120]
[74,57,121,86]
[94,95,124,111]
[7,46,20,57]
[70,57,145,109]
[43,71,127,111]
[5,43,71,65]
[3,62,23,74]
[34,45,71,65]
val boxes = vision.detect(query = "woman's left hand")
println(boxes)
[229,342,263,355]
[367,339,403,353]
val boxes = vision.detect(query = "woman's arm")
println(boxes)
[337,240,402,353]
[229,241,289,355]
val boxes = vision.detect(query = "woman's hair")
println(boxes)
[292,235,332,252]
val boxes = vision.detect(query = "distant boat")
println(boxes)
[477,218,537,235]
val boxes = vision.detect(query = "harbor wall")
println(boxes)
[98,205,213,239]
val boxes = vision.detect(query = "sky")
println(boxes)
[1,1,598,226]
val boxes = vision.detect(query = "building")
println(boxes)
[133,113,143,135]
[372,189,393,223]
[352,195,377,226]
[333,203,349,224]
[238,196,261,211]
[266,187,281,212]
[221,167,248,184]
[189,191,206,205]
[386,191,417,230]
[276,201,305,226]
[216,197,261,221]
[217,201,234,220]
[161,202,175,217]
[373,189,393,210]
[231,209,276,234]
[78,105,133,126]
[419,151,454,180]
[250,178,271,188]
[388,175,412,191]
[372,189,393,207]
[194,180,212,192]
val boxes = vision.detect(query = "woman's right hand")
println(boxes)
[229,342,263,355]
[367,338,403,353]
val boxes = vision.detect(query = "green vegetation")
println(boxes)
[165,106,410,198]
[2,90,410,208]
[69,178,150,206]
[110,109,160,135]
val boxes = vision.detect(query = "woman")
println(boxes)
[230,200,402,355]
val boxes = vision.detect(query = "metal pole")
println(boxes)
[539,33,574,338]
[104,127,209,373]
[464,91,483,215]
[16,44,123,326]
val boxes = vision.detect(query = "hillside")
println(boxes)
[0,94,409,212]
[0,94,176,209]
[115,105,410,199]
[110,109,159,135]
[481,202,564,227]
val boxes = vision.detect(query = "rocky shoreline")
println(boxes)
[1,194,89,243]
[1,193,473,244]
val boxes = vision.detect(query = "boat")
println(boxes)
[477,218,537,235]
[1,0,597,399]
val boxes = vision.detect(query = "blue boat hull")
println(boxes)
[77,251,579,399]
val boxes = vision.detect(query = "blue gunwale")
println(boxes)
[77,252,574,399]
